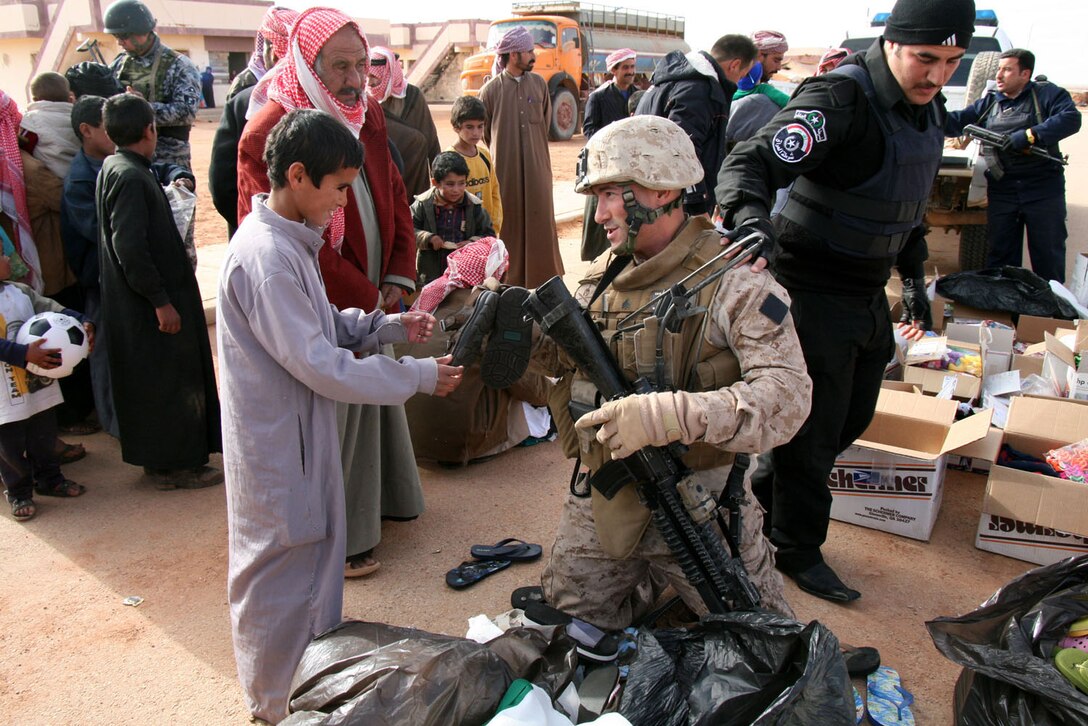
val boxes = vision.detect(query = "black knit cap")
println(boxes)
[884,0,976,49]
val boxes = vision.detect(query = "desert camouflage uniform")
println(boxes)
[535,217,812,629]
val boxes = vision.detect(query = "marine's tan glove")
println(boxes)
[575,391,707,460]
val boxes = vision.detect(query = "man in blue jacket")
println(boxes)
[946,48,1081,282]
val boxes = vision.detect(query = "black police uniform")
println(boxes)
[947,79,1082,282]
[716,39,941,592]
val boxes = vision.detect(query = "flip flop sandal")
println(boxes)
[470,537,543,562]
[34,479,86,498]
[449,289,499,367]
[445,559,512,589]
[1055,648,1088,696]
[577,664,620,720]
[854,686,865,725]
[866,666,915,726]
[57,442,86,465]
[511,585,546,610]
[344,557,380,578]
[842,644,881,678]
[481,286,532,389]
[8,496,36,522]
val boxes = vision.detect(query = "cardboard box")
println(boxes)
[1072,252,1088,307]
[975,396,1088,564]
[975,511,1088,565]
[828,389,992,541]
[901,339,983,402]
[1017,315,1068,345]
[948,425,1003,473]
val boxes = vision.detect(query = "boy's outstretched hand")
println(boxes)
[26,338,62,370]
[432,355,463,397]
[400,311,436,344]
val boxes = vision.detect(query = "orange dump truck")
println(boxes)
[460,1,689,140]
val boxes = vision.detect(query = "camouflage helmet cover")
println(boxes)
[575,115,703,194]
[103,0,156,35]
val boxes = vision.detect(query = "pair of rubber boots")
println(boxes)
[449,287,532,388]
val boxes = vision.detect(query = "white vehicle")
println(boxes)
[840,8,1013,111]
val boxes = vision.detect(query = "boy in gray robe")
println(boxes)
[216,109,462,723]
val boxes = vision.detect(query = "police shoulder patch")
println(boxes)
[771,122,815,164]
[759,293,788,325]
[793,109,828,142]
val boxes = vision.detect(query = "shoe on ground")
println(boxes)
[779,559,861,603]
[449,289,499,367]
[152,466,224,490]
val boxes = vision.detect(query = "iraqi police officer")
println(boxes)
[946,48,1081,282]
[523,115,812,628]
[104,0,201,171]
[717,0,976,602]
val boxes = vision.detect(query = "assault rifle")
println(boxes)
[963,124,1067,165]
[523,233,765,613]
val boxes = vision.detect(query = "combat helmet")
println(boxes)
[575,115,703,253]
[103,0,156,35]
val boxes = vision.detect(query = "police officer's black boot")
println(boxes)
[774,546,861,603]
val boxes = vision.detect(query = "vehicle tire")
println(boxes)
[549,88,578,141]
[958,224,989,271]
[965,51,1001,106]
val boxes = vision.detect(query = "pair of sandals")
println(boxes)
[445,538,542,589]
[7,479,86,522]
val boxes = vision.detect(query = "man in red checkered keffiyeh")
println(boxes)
[239,5,415,312]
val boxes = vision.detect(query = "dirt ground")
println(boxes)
[1,106,1086,725]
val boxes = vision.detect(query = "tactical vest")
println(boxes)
[554,219,741,476]
[117,42,190,141]
[780,62,943,259]
[984,86,1053,176]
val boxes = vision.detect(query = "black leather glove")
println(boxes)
[899,277,932,330]
[724,217,777,265]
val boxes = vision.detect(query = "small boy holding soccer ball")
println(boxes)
[0,252,94,521]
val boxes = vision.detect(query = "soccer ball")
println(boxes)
[14,312,90,379]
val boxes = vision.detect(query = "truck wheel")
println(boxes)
[549,88,578,141]
[965,52,1001,106]
[958,224,989,271]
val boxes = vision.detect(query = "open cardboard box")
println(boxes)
[976,396,1088,565]
[900,337,983,402]
[829,388,992,541]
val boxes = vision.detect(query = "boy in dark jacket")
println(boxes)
[410,151,495,287]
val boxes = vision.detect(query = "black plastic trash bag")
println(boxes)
[282,620,577,725]
[935,267,1078,319]
[618,611,854,726]
[927,555,1088,725]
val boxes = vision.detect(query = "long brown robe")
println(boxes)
[382,84,441,200]
[479,70,564,288]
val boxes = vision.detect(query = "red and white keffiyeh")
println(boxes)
[248,7,369,250]
[0,91,41,290]
[248,6,299,81]
[606,48,636,71]
[411,238,509,314]
[368,46,406,104]
[752,30,789,54]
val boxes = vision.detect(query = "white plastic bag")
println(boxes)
[163,183,196,243]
